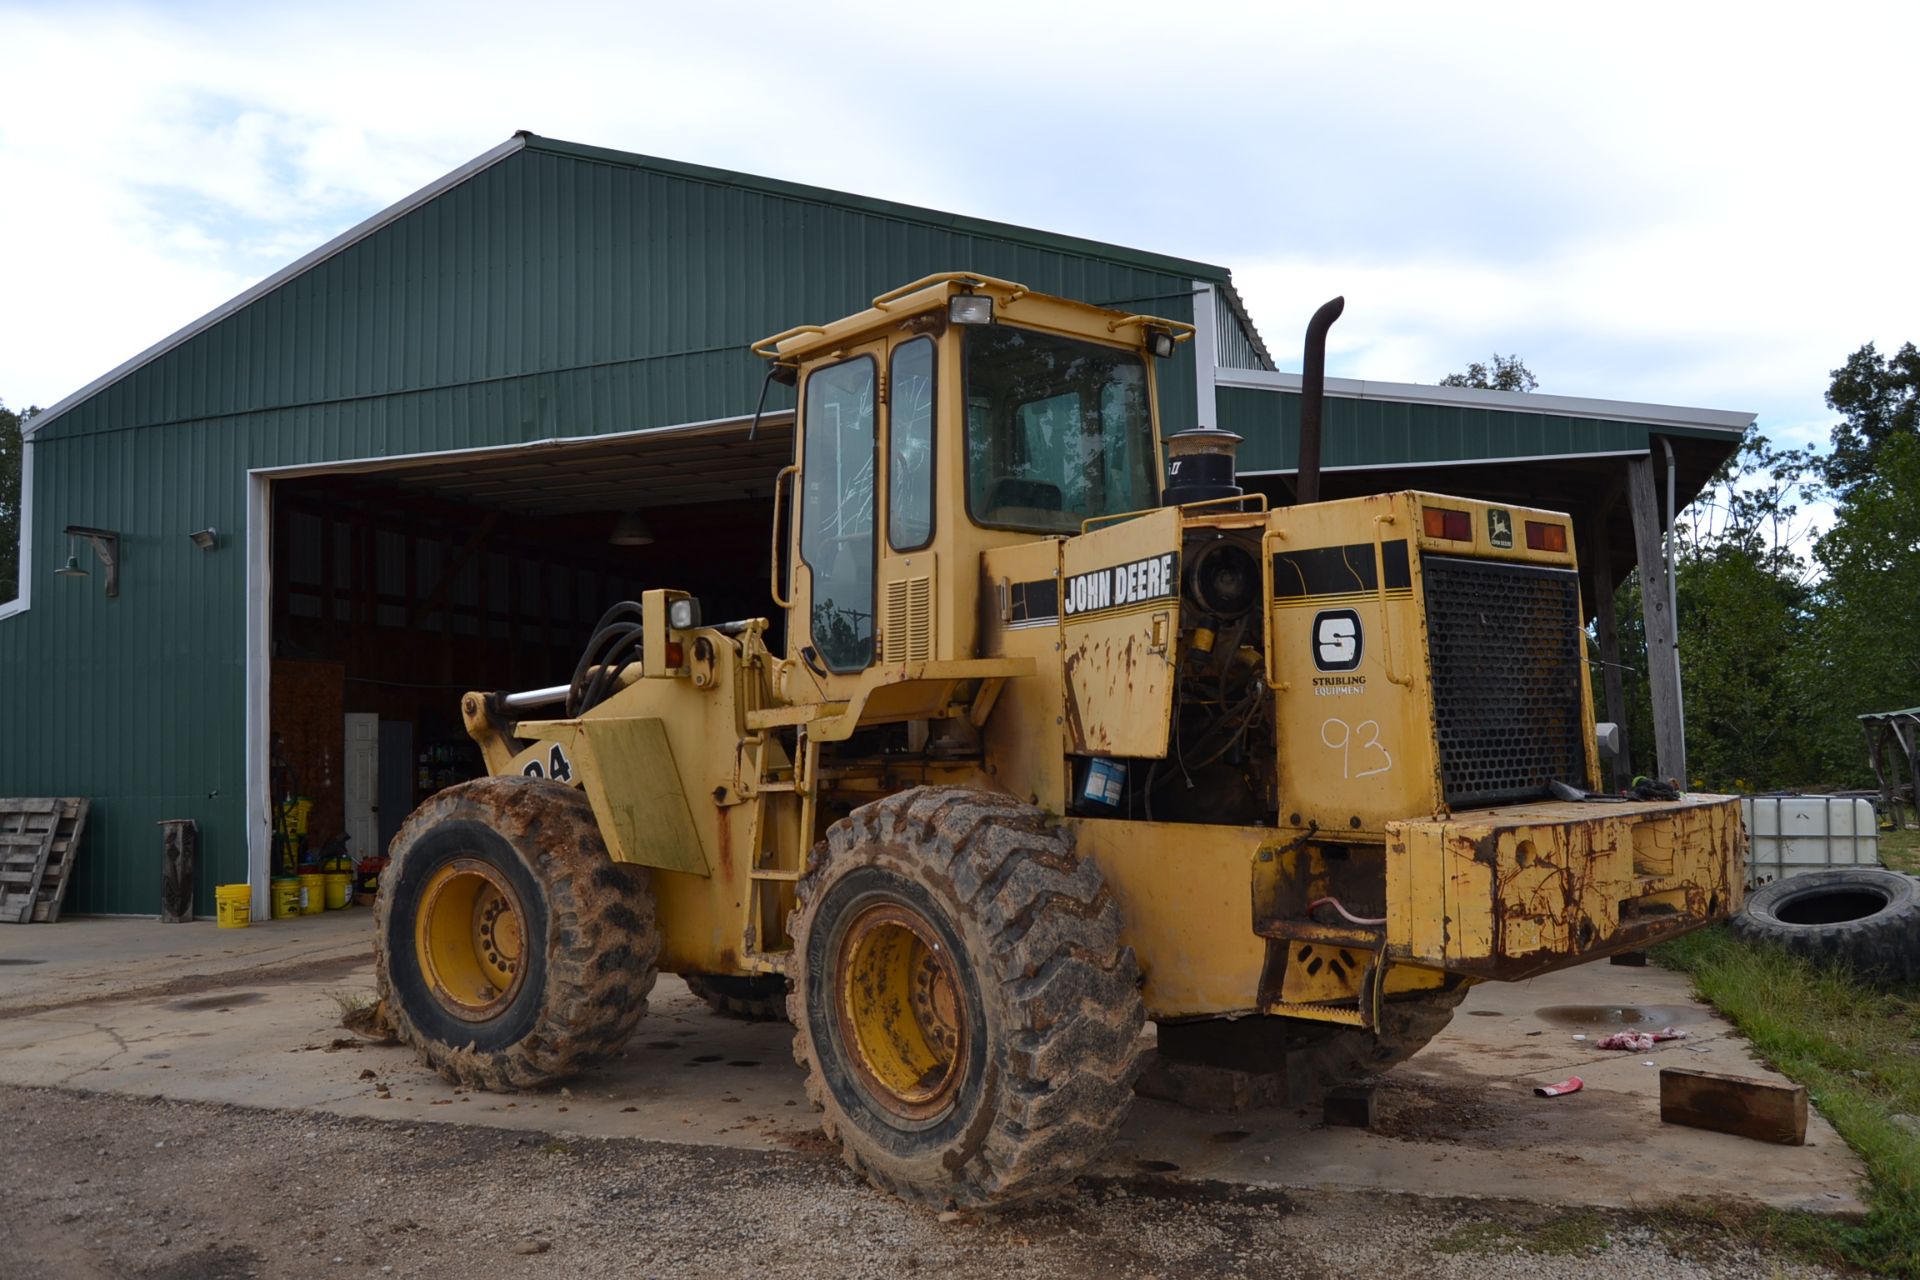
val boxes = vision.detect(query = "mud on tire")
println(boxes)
[788,786,1145,1209]
[375,776,660,1090]
[1731,867,1920,985]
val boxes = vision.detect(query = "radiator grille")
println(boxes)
[1422,555,1586,809]
[883,576,933,663]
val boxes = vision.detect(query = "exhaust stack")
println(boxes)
[1295,296,1345,505]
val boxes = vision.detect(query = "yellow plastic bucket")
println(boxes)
[323,872,352,910]
[271,876,301,919]
[215,884,252,929]
[299,872,325,915]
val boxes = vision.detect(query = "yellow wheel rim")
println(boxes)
[413,858,528,1022]
[834,901,968,1120]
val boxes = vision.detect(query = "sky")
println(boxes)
[2,0,1914,471]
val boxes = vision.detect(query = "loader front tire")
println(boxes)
[788,787,1145,1209]
[375,776,660,1091]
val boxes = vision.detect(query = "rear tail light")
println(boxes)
[1525,521,1568,552]
[1423,507,1472,540]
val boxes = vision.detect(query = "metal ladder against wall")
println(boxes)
[738,723,817,970]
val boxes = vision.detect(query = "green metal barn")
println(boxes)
[0,132,1750,917]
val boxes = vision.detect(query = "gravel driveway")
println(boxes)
[2,1085,1843,1280]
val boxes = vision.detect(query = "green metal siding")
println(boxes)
[1219,385,1658,474]
[1214,289,1270,372]
[1,141,1211,915]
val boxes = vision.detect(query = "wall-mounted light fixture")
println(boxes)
[56,526,119,597]
[608,512,654,547]
[189,528,218,551]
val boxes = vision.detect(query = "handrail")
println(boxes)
[1261,527,1284,689]
[1105,313,1197,342]
[750,325,827,360]
[1373,514,1413,688]
[770,464,798,609]
[870,271,1030,309]
[1080,490,1267,535]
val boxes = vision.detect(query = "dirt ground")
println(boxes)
[2,1084,1847,1280]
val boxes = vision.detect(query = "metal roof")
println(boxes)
[519,135,1233,285]
[1216,367,1752,436]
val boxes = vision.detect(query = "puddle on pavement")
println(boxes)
[1467,1010,1505,1017]
[0,958,45,965]
[167,992,266,1012]
[1534,1004,1696,1028]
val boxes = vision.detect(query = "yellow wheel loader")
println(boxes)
[374,273,1744,1208]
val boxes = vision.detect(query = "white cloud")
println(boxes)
[0,0,1913,466]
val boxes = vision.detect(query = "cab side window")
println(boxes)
[888,337,936,550]
[799,356,877,672]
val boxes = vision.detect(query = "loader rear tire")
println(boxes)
[684,973,790,1022]
[375,776,660,1091]
[1283,983,1472,1088]
[788,786,1145,1209]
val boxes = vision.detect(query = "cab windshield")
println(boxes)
[963,326,1156,532]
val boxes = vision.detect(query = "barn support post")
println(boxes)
[1585,507,1631,790]
[1627,454,1686,785]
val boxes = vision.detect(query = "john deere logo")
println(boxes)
[1488,508,1514,549]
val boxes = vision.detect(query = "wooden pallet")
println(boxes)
[33,799,88,922]
[0,798,89,924]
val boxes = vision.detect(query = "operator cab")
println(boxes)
[757,274,1188,699]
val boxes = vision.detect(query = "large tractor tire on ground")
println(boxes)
[1731,867,1920,984]
[684,973,790,1022]
[375,776,660,1090]
[788,786,1145,1209]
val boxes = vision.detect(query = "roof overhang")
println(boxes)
[1216,366,1753,438]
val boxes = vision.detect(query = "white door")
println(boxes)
[344,713,379,861]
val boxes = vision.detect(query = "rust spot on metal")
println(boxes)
[712,804,736,886]
[1061,647,1090,750]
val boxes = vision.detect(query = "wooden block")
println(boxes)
[1324,1084,1375,1128]
[1659,1067,1806,1145]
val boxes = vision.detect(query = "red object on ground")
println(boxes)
[1535,1076,1585,1097]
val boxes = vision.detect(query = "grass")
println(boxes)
[328,989,374,1021]
[1652,923,1920,1275]
[1878,826,1920,875]
[1431,1210,1612,1257]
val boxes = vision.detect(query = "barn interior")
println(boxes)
[267,419,792,869]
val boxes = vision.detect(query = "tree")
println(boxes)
[1674,431,1819,564]
[1822,341,1920,497]
[1601,425,1837,791]
[1811,430,1920,733]
[1440,354,1538,392]
[0,401,29,604]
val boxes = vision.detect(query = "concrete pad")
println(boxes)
[0,915,1868,1215]
[0,910,369,1014]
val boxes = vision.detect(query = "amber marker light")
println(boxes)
[1525,521,1568,552]
[1422,507,1472,540]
